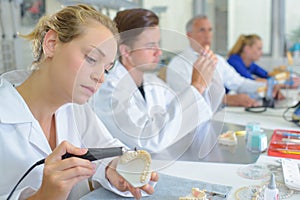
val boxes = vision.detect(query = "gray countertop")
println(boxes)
[152,120,273,164]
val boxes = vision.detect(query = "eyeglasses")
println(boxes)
[104,60,116,74]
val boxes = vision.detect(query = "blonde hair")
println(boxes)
[19,4,118,67]
[228,34,261,57]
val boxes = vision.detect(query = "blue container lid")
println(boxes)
[290,43,300,51]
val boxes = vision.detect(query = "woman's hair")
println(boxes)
[20,4,118,66]
[227,34,261,57]
[113,8,159,47]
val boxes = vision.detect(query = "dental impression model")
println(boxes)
[116,150,151,187]
[179,188,207,200]
[218,131,237,146]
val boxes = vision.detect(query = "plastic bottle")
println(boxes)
[263,77,275,108]
[293,43,300,59]
[264,173,279,200]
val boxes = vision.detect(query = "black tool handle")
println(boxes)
[62,147,124,161]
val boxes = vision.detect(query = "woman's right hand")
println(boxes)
[28,141,96,200]
[191,46,217,94]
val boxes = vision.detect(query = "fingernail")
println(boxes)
[81,148,88,153]
[92,163,97,170]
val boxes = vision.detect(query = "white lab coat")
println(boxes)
[167,47,265,98]
[0,70,131,200]
[90,61,213,153]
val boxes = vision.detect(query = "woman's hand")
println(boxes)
[105,158,159,200]
[28,141,96,200]
[191,46,217,94]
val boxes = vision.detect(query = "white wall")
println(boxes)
[0,0,59,73]
[143,0,193,53]
[228,0,272,54]
[2,0,300,73]
[0,0,23,73]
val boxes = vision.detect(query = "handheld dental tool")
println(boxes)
[7,147,126,200]
[62,147,126,161]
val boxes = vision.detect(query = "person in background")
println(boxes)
[227,34,269,82]
[167,15,284,107]
[91,8,221,153]
[228,34,300,88]
[0,4,158,200]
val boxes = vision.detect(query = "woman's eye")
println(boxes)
[85,55,96,64]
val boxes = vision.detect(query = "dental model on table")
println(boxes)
[179,188,207,200]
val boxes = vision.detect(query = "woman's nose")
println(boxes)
[99,73,105,83]
[91,72,104,84]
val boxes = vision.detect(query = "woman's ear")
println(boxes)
[119,44,131,58]
[243,45,251,54]
[43,29,58,58]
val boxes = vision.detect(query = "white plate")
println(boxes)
[116,157,151,188]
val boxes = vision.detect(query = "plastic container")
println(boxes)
[245,122,261,143]
[246,131,268,153]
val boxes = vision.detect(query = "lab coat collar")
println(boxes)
[112,61,136,81]
[188,46,199,57]
[112,61,169,107]
[180,47,200,63]
[0,78,35,124]
[112,61,147,105]
[0,77,52,155]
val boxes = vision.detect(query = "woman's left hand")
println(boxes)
[105,158,159,199]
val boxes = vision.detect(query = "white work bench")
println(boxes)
[83,89,300,200]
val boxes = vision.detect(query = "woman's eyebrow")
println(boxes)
[90,45,106,57]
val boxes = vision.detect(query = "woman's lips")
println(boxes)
[81,85,96,96]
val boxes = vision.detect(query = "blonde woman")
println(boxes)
[227,34,269,82]
[0,4,157,200]
[228,34,299,90]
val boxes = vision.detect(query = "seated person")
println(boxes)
[91,9,222,153]
[228,34,300,88]
[166,15,283,108]
[0,5,158,200]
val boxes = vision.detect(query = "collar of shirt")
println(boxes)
[188,46,200,57]
[0,78,35,124]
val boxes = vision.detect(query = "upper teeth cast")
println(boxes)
[119,150,151,183]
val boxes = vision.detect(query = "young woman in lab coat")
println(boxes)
[91,9,218,154]
[0,4,157,200]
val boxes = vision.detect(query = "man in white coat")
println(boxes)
[91,9,224,154]
[167,15,267,107]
